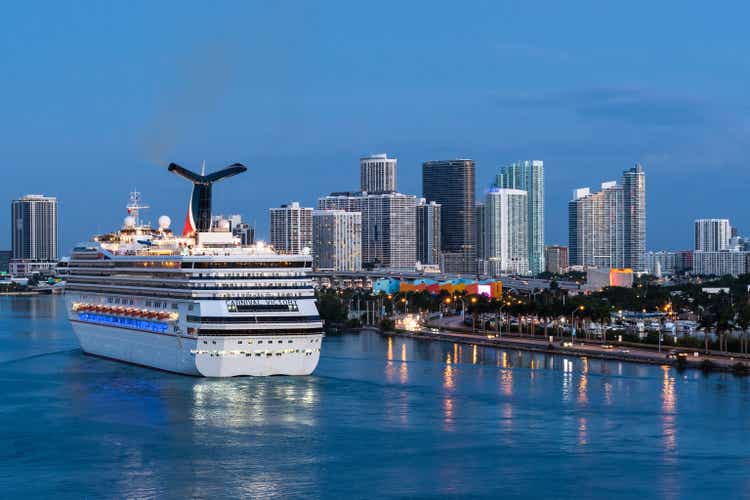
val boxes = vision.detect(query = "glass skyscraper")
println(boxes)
[422,159,476,274]
[11,194,58,262]
[494,160,544,275]
[485,188,529,276]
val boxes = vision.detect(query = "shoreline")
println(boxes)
[356,325,748,375]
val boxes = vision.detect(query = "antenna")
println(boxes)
[127,190,150,227]
[168,162,247,235]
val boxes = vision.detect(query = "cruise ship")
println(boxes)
[58,163,323,377]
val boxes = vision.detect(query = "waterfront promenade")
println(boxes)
[384,315,750,373]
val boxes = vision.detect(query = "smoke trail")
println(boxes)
[140,40,234,167]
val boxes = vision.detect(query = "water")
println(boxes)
[2,297,750,499]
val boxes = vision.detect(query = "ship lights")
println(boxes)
[71,303,179,322]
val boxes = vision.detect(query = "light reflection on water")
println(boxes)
[5,297,750,499]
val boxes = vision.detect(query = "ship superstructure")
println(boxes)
[59,164,322,377]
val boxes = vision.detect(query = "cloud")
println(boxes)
[496,87,708,127]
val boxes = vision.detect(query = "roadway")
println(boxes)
[397,315,749,372]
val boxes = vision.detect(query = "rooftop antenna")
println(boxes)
[168,162,247,235]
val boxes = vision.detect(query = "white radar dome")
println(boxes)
[123,216,136,228]
[158,215,171,230]
[218,219,230,231]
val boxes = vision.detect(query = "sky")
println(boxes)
[2,1,749,252]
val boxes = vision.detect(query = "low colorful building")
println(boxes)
[374,278,503,298]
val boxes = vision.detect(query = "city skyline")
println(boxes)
[2,3,749,253]
[5,155,748,258]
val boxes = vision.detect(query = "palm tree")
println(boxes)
[736,303,750,354]
[698,305,716,354]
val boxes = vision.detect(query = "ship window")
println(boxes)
[288,340,293,343]
[212,341,216,345]
[278,340,283,344]
[238,341,242,344]
[172,303,178,310]
[203,340,207,344]
[258,340,263,344]
[188,305,194,311]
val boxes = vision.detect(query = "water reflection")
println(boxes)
[578,358,589,406]
[399,343,408,384]
[562,358,573,402]
[578,416,588,446]
[385,336,395,382]
[661,365,679,499]
[500,370,513,397]
[661,366,677,452]
[443,352,455,431]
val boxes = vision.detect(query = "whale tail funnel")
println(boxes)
[167,162,247,235]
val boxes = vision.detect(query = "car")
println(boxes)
[618,349,630,354]
[601,344,614,350]
[561,341,573,347]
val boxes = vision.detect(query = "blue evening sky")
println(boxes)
[2,1,748,252]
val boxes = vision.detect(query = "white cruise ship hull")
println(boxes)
[71,321,322,377]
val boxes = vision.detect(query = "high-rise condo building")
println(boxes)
[360,153,397,193]
[545,245,569,274]
[568,182,625,269]
[692,251,749,277]
[474,202,487,273]
[422,159,476,274]
[269,202,313,254]
[318,192,416,269]
[495,160,544,275]
[694,219,731,252]
[11,194,58,262]
[485,188,529,276]
[569,165,646,271]
[416,199,441,266]
[622,164,646,272]
[312,210,362,272]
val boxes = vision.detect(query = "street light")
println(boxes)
[571,305,585,344]
[470,296,478,332]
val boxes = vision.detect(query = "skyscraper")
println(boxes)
[694,219,731,252]
[416,199,441,266]
[544,246,569,274]
[11,194,58,262]
[318,192,416,269]
[312,210,362,271]
[495,160,544,275]
[269,202,313,254]
[568,182,625,269]
[474,202,486,273]
[568,165,646,271]
[622,164,646,271]
[422,159,475,274]
[485,188,529,276]
[360,153,397,193]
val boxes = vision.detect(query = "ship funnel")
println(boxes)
[168,162,247,235]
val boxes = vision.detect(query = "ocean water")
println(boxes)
[2,296,750,499]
